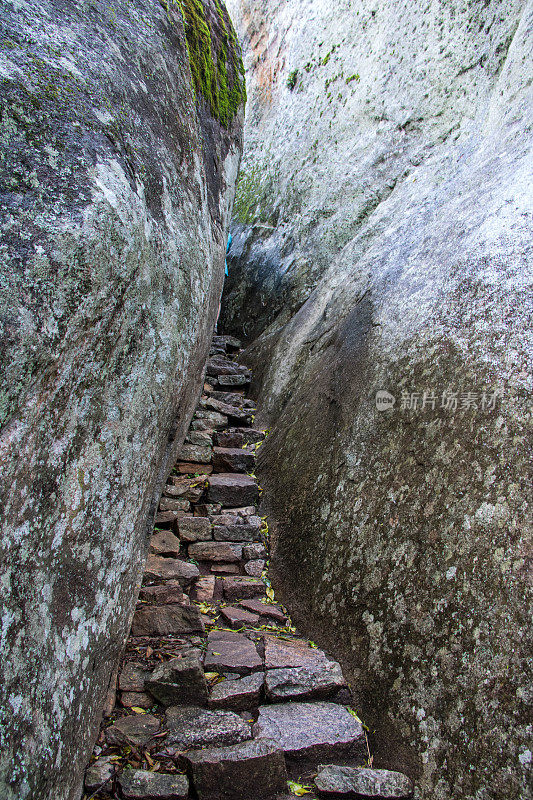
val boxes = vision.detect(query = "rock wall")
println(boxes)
[0,2,244,798]
[223,1,532,798]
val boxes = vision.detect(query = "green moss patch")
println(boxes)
[169,0,246,127]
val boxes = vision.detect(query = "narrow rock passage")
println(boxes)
[84,335,414,800]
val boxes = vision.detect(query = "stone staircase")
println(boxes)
[84,335,414,800]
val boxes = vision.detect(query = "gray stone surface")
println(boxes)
[177,444,213,464]
[145,655,208,707]
[144,556,200,584]
[208,672,264,711]
[265,662,346,702]
[118,664,150,693]
[213,515,262,541]
[165,705,251,750]
[224,2,532,796]
[138,582,190,606]
[183,738,288,800]
[188,541,242,562]
[84,757,115,793]
[105,714,160,747]
[131,605,205,637]
[177,516,213,542]
[118,769,189,800]
[253,702,365,760]
[314,766,413,799]
[0,0,244,795]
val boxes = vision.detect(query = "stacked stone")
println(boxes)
[84,335,414,800]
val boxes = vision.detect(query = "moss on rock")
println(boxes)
[171,0,246,127]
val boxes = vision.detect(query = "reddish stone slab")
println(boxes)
[118,769,189,800]
[144,555,199,584]
[263,636,330,669]
[244,560,265,577]
[177,515,212,542]
[253,702,365,761]
[204,631,263,675]
[212,447,255,473]
[220,606,260,629]
[217,373,251,387]
[149,530,181,556]
[120,691,153,709]
[188,541,242,562]
[145,654,208,706]
[139,581,190,606]
[222,577,266,602]
[265,661,347,702]
[183,738,287,800]
[194,576,216,601]
[118,663,150,692]
[242,543,267,560]
[239,600,286,624]
[131,605,204,636]
[105,714,160,747]
[165,705,251,750]
[158,496,191,511]
[177,462,213,475]
[154,510,182,525]
[177,444,212,464]
[207,473,259,508]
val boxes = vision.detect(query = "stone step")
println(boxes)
[149,530,181,556]
[105,713,161,747]
[139,581,190,605]
[145,654,208,706]
[144,555,199,584]
[239,599,286,623]
[212,334,242,351]
[131,604,205,636]
[164,705,252,751]
[207,473,259,507]
[216,373,251,387]
[188,541,243,563]
[253,702,366,762]
[200,397,253,425]
[212,446,255,473]
[265,662,347,702]
[183,738,288,800]
[313,766,414,799]
[204,630,263,674]
[213,515,262,542]
[177,515,212,542]
[206,357,251,378]
[220,606,261,629]
[176,461,214,474]
[177,443,212,463]
[222,576,266,601]
[118,769,189,800]
[208,672,264,711]
[264,635,331,669]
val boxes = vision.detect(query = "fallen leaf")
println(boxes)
[288,780,313,795]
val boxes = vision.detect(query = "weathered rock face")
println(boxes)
[0,1,244,798]
[223,1,532,798]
